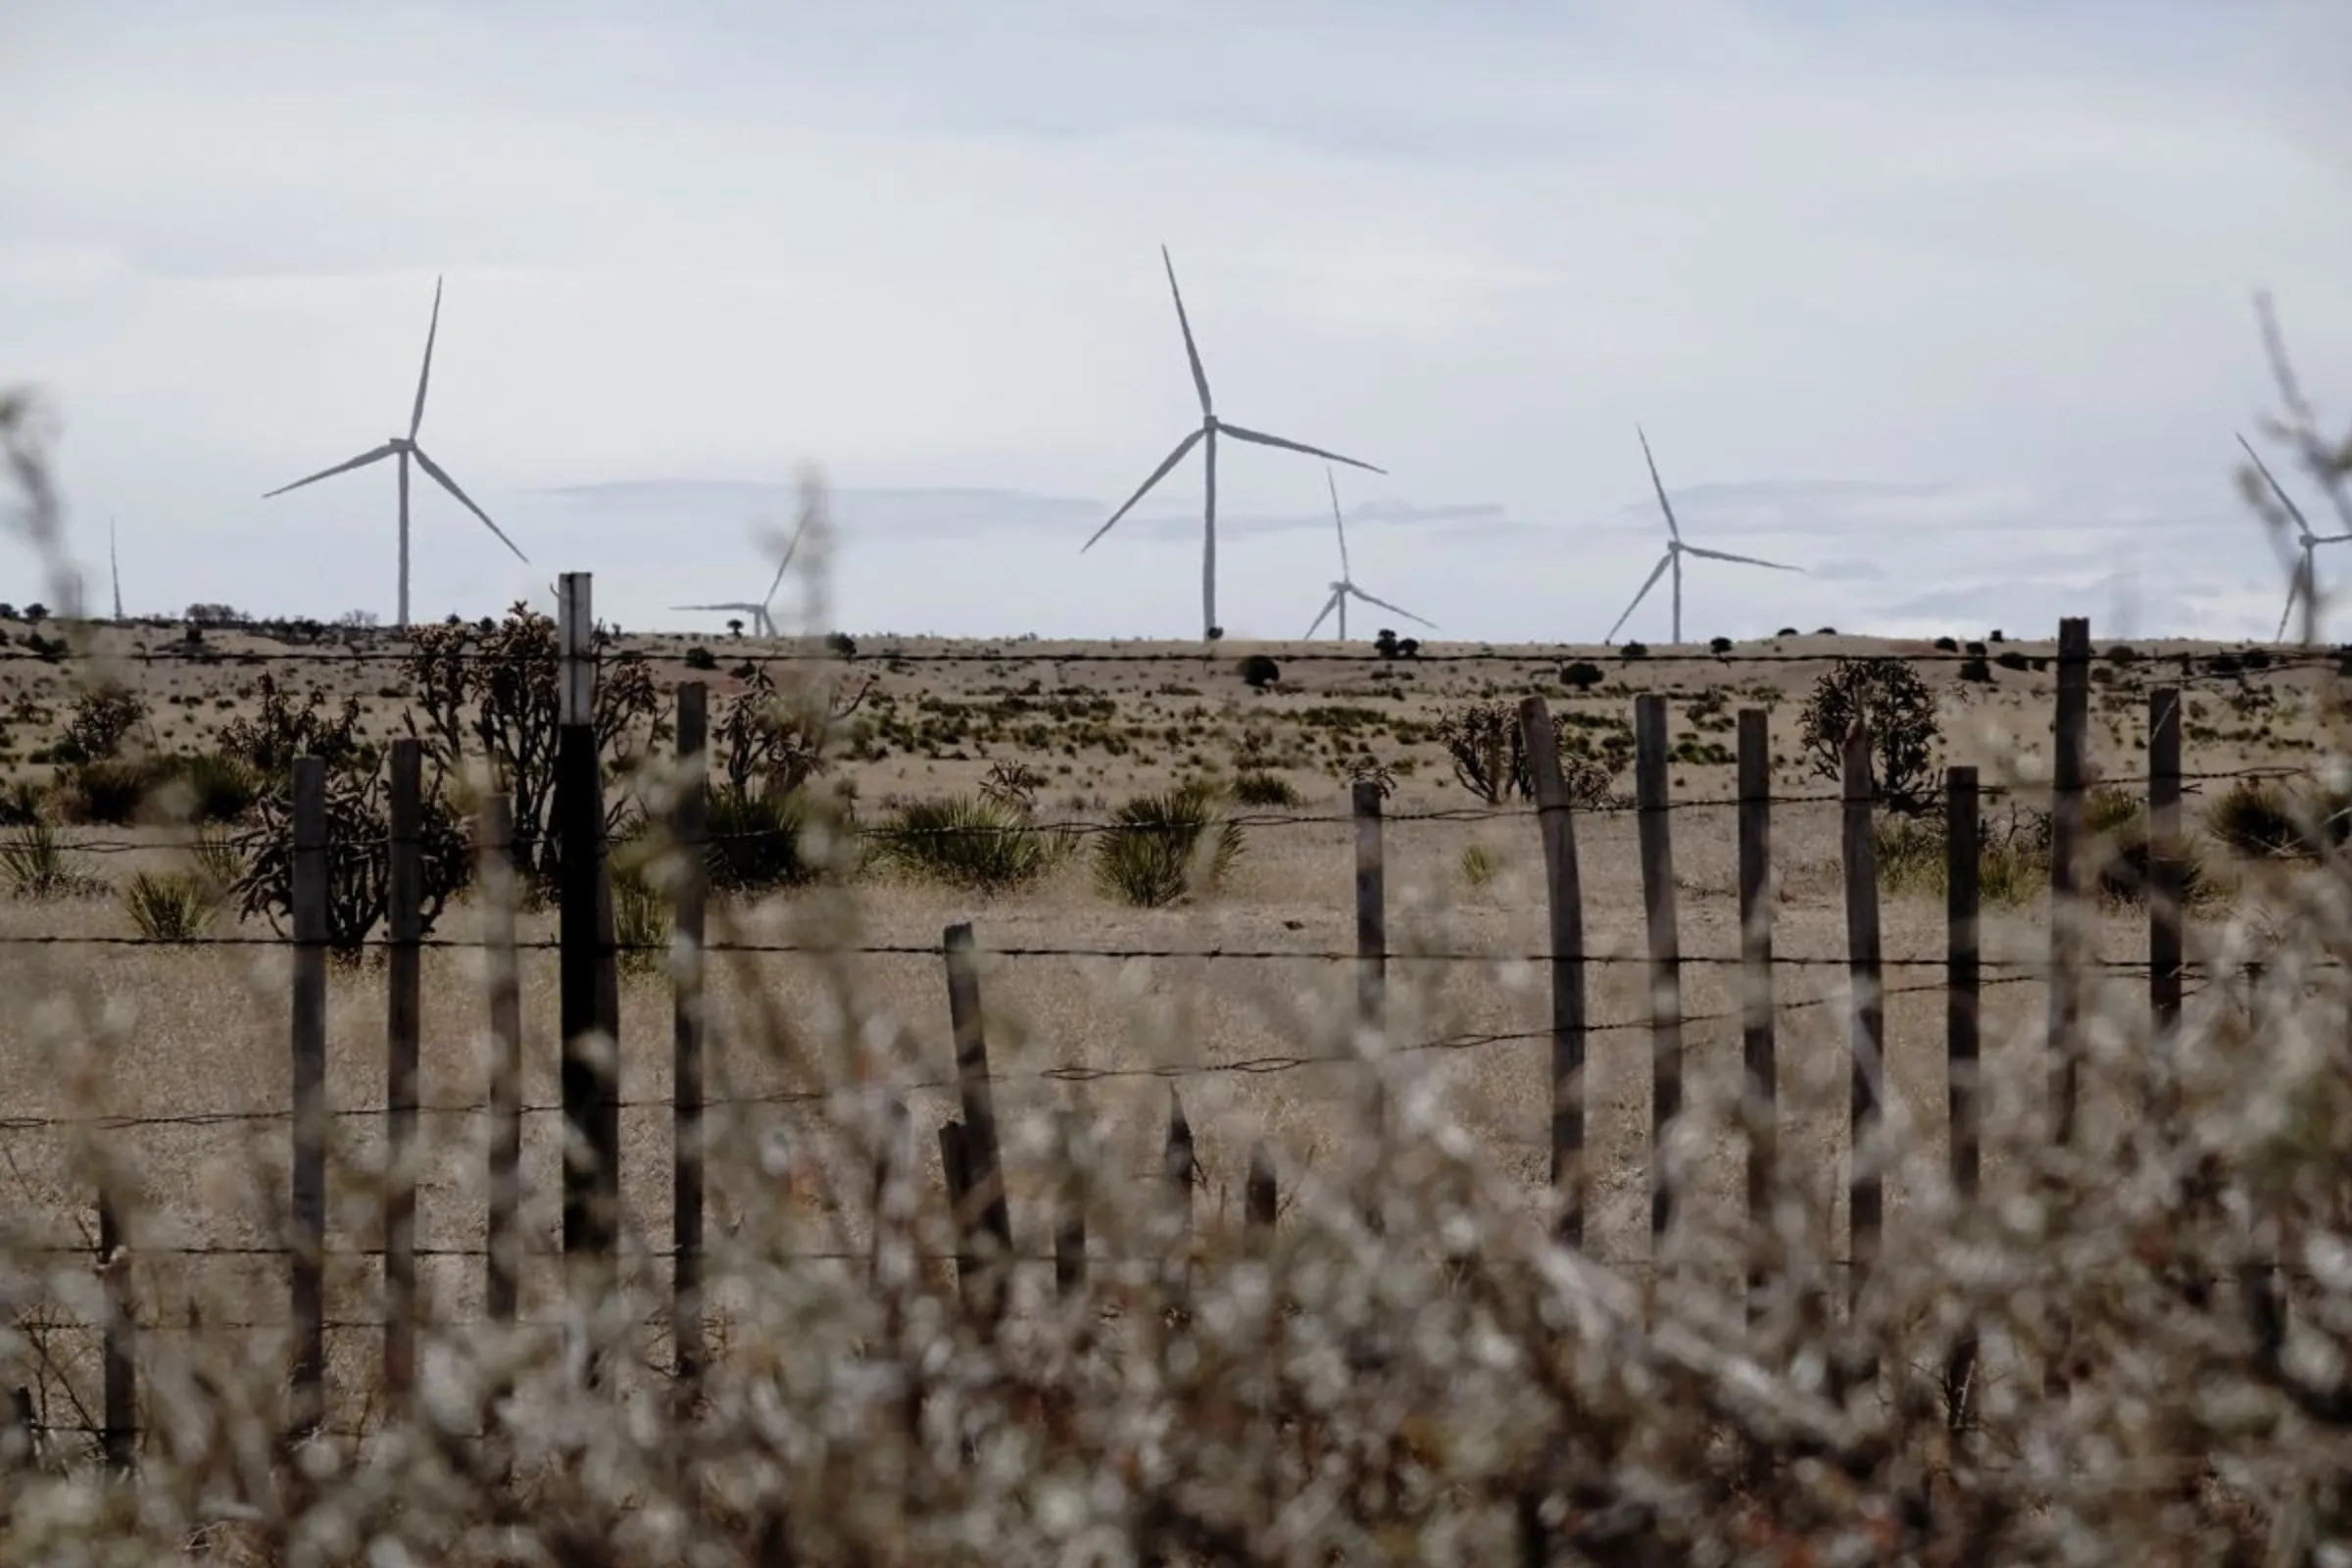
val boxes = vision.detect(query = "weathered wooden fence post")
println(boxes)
[2048,616,2092,1145]
[97,1191,133,1471]
[1840,722,1885,1386]
[2148,686,2184,1045]
[1162,1092,1194,1324]
[1517,698,1588,1248]
[1054,1108,1087,1299]
[943,922,1013,1330]
[1633,693,1683,1259]
[671,682,710,1393]
[384,736,422,1414]
[556,573,619,1355]
[1945,763,1982,1429]
[288,757,328,1444]
[1737,710,1775,1322]
[1352,779,1387,1236]
[1245,1142,1277,1254]
[478,793,522,1330]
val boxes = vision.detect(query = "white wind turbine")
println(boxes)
[1304,470,1434,641]
[673,514,807,638]
[2239,432,2352,641]
[262,275,528,630]
[1083,245,1385,642]
[1606,428,1804,645]
[109,517,122,622]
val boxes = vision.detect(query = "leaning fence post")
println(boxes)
[1840,721,1885,1383]
[1945,763,1982,1429]
[2049,616,2092,1145]
[1351,779,1387,1236]
[557,572,618,1357]
[384,736,422,1415]
[1633,693,1684,1260]
[671,682,710,1393]
[1517,698,1588,1248]
[943,923,1013,1330]
[288,757,328,1445]
[1737,709,1775,1323]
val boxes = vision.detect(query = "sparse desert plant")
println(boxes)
[1796,657,1941,815]
[2208,777,2309,858]
[0,819,93,899]
[876,794,1062,892]
[122,868,219,943]
[979,759,1047,814]
[1958,656,1993,684]
[1373,628,1400,659]
[1560,661,1605,692]
[607,856,671,977]
[1874,804,2048,905]
[54,758,158,826]
[1239,653,1281,690]
[704,782,832,894]
[62,681,147,761]
[684,645,718,671]
[1933,635,1959,652]
[1460,842,1500,888]
[1346,753,1396,799]
[1619,641,1649,660]
[230,756,473,956]
[1230,770,1301,808]
[0,777,41,826]
[187,825,246,900]
[1708,635,1734,656]
[1093,781,1244,906]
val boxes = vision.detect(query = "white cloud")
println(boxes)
[3,0,2349,641]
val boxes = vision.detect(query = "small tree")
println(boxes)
[231,760,471,956]
[62,683,148,761]
[1373,628,1399,659]
[1797,657,1941,815]
[1239,654,1281,691]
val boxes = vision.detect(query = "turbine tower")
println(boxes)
[109,517,122,622]
[1084,246,1385,642]
[1607,428,1804,645]
[2239,432,2352,641]
[673,513,808,638]
[1304,470,1434,641]
[262,275,528,629]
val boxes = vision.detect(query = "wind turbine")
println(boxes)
[1083,245,1386,642]
[2238,432,2352,641]
[1606,428,1803,645]
[109,517,122,622]
[262,275,528,630]
[1304,470,1434,641]
[673,514,807,638]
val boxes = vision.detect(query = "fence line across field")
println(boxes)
[0,591,2295,1466]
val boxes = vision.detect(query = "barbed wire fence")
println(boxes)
[0,596,2336,1464]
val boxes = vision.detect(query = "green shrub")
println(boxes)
[1094,782,1244,907]
[0,778,42,826]
[122,869,219,943]
[684,646,718,672]
[1238,654,1281,691]
[875,795,1060,893]
[55,759,157,826]
[1230,771,1301,808]
[1460,843,1500,888]
[1875,810,2047,905]
[1797,657,1941,815]
[2209,779,2309,858]
[63,683,147,761]
[705,784,822,894]
[611,861,670,976]
[1560,662,1605,692]
[138,751,264,824]
[188,827,245,901]
[0,820,94,900]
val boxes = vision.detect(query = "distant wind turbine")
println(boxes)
[1304,470,1434,642]
[1607,429,1804,645]
[1083,245,1385,642]
[673,514,808,638]
[262,275,528,630]
[2238,432,2352,641]
[109,517,122,622]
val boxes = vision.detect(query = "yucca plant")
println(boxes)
[122,868,218,942]
[875,794,1062,893]
[2209,778,2308,859]
[1229,770,1301,808]
[1093,781,1244,908]
[0,819,90,900]
[187,826,246,900]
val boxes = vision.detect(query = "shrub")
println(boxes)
[1560,661,1605,692]
[2208,779,2309,858]
[1230,770,1301,808]
[63,683,147,761]
[1239,654,1281,691]
[875,795,1061,893]
[1874,808,2047,905]
[230,759,473,956]
[1396,638,1421,659]
[1620,641,1649,660]
[55,759,157,826]
[606,855,671,977]
[1373,629,1400,659]
[826,631,858,661]
[122,870,219,943]
[1958,657,1993,684]
[1965,641,1987,657]
[0,778,41,826]
[1460,843,1500,889]
[684,646,718,672]
[1776,626,1799,637]
[704,783,823,894]
[1933,636,1959,653]
[1094,782,1244,907]
[187,827,245,901]
[1796,658,1941,815]
[0,820,94,900]
[1439,700,1595,806]
[1995,651,2032,671]
[142,751,263,824]
[2106,644,2140,665]
[1814,626,1838,636]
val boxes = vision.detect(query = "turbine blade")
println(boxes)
[410,445,530,564]
[1217,422,1384,474]
[1606,553,1674,643]
[2239,431,2315,541]
[1083,427,1205,551]
[760,512,809,611]
[1346,586,1436,628]
[1327,467,1350,578]
[263,442,400,498]
[1304,592,1340,640]
[674,603,760,612]
[410,274,444,441]
[1638,426,1683,541]
[1680,544,1803,571]
[1162,245,1212,416]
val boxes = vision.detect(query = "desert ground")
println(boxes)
[0,614,2337,1426]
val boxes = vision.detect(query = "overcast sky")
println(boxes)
[6,0,2351,643]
